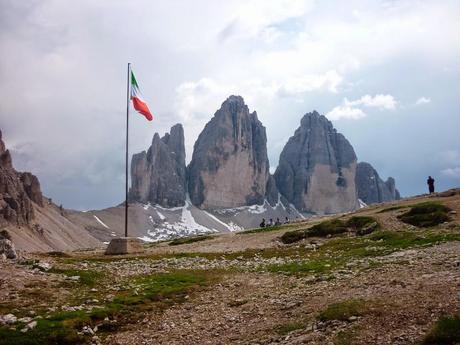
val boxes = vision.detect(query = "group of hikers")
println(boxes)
[260,217,289,228]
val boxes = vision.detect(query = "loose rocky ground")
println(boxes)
[1,190,460,345]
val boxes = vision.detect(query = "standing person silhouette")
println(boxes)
[427,176,435,194]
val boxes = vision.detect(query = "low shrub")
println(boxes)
[422,315,460,344]
[346,217,380,236]
[308,219,348,237]
[0,229,11,240]
[398,202,451,227]
[280,229,307,244]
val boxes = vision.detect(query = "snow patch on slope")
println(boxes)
[358,199,368,209]
[203,210,242,232]
[94,215,110,229]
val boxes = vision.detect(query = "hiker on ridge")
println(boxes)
[427,176,435,194]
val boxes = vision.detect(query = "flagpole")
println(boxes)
[125,63,131,238]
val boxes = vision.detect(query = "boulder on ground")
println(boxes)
[0,230,17,259]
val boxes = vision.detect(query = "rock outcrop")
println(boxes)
[129,124,186,207]
[274,111,359,214]
[0,231,17,259]
[355,162,400,204]
[188,96,271,209]
[0,130,43,226]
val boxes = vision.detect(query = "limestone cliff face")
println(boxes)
[274,111,359,214]
[355,162,400,204]
[188,96,271,209]
[0,130,43,226]
[129,124,186,207]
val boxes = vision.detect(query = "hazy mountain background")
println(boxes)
[1,0,459,210]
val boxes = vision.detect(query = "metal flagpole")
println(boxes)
[124,63,131,238]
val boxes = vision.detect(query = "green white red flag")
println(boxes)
[130,70,153,121]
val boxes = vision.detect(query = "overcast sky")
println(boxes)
[1,0,459,210]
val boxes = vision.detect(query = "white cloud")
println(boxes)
[415,97,431,105]
[175,71,343,123]
[441,167,460,178]
[347,94,397,110]
[326,105,366,121]
[326,94,397,120]
[220,0,313,41]
[279,70,343,94]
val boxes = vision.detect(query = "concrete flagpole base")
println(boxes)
[105,237,144,255]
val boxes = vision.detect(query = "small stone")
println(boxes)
[82,326,95,335]
[348,316,358,322]
[3,314,17,325]
[35,262,52,271]
[26,321,37,330]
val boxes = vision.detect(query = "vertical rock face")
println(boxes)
[188,96,270,209]
[274,111,359,214]
[129,124,186,207]
[355,162,400,204]
[0,130,43,226]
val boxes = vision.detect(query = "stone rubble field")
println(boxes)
[1,190,459,345]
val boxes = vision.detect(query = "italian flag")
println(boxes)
[131,70,153,121]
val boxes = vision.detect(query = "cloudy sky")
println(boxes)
[1,0,459,210]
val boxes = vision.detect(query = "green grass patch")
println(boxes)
[168,235,214,246]
[346,216,379,232]
[280,229,308,244]
[274,322,306,335]
[377,205,408,213]
[334,327,360,345]
[113,271,208,306]
[398,202,451,228]
[0,317,85,345]
[48,268,103,287]
[269,228,460,275]
[318,299,368,321]
[279,218,348,244]
[240,225,283,235]
[0,271,213,345]
[280,217,380,244]
[368,230,460,250]
[308,219,349,237]
[266,259,337,275]
[422,315,460,344]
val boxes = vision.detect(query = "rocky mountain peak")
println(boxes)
[129,124,186,207]
[0,129,43,225]
[275,111,358,214]
[0,130,12,169]
[356,162,400,204]
[188,95,272,209]
[0,130,5,153]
